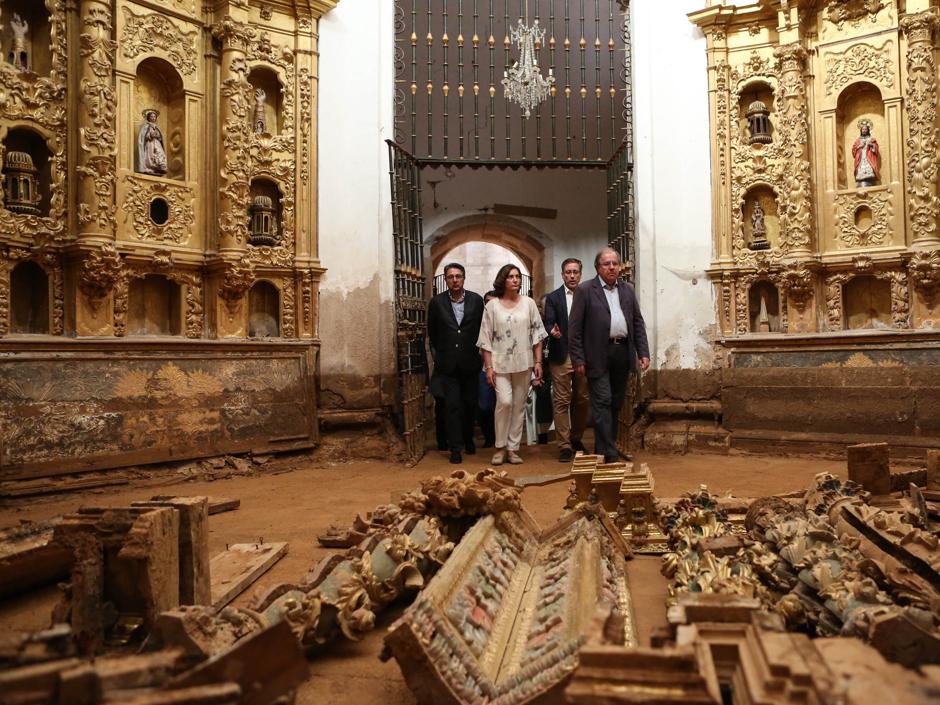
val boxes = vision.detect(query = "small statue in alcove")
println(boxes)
[253,89,267,134]
[136,109,167,176]
[749,200,770,250]
[8,13,29,71]
[852,119,881,188]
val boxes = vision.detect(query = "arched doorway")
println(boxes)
[428,216,547,299]
[433,242,530,297]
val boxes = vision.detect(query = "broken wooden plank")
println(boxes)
[514,473,570,487]
[209,542,288,610]
[168,620,307,705]
[149,496,241,516]
[0,518,72,599]
[0,476,129,499]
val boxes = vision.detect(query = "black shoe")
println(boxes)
[603,455,619,464]
[559,447,574,463]
[617,450,633,461]
[465,441,476,455]
[537,433,549,445]
[571,439,587,453]
[449,450,463,464]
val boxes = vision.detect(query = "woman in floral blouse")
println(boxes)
[477,264,548,465]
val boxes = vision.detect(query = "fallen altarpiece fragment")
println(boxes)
[382,503,636,705]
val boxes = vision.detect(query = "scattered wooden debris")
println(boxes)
[210,543,288,610]
[0,518,71,599]
[150,496,241,516]
[0,475,129,499]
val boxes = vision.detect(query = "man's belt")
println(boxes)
[609,336,628,345]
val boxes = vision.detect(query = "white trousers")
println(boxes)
[494,370,530,451]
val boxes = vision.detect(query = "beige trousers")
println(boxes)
[494,370,531,451]
[549,355,590,449]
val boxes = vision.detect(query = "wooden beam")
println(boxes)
[209,543,288,610]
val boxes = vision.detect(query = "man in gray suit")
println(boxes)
[568,248,650,463]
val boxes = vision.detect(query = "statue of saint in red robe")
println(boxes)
[852,121,880,188]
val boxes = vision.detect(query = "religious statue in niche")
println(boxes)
[7,13,29,71]
[253,89,267,134]
[136,109,168,176]
[749,200,770,250]
[852,120,880,188]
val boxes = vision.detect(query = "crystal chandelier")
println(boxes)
[502,14,554,119]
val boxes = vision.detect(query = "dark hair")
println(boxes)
[484,290,498,301]
[561,257,582,273]
[443,262,465,277]
[492,264,522,298]
[593,248,620,270]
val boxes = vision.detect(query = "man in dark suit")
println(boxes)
[542,258,590,463]
[427,262,485,464]
[568,248,650,463]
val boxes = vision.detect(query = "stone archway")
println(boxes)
[428,216,547,298]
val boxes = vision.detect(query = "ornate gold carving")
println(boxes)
[78,3,118,237]
[826,0,885,28]
[901,10,940,244]
[834,189,892,248]
[281,276,296,338]
[907,250,940,305]
[852,254,874,272]
[218,257,255,313]
[79,243,123,309]
[774,44,814,254]
[825,273,851,330]
[778,262,814,312]
[218,52,254,247]
[120,8,199,77]
[713,61,730,190]
[112,264,203,339]
[298,67,312,185]
[301,269,314,333]
[824,42,894,96]
[877,270,910,328]
[121,176,195,244]
[720,273,733,333]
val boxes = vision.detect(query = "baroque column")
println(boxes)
[900,9,940,250]
[76,0,117,243]
[773,43,814,260]
[212,16,255,254]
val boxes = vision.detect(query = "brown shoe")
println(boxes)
[491,449,506,466]
[507,450,524,465]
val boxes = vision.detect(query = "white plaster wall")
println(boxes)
[423,166,608,293]
[633,0,715,369]
[317,0,396,404]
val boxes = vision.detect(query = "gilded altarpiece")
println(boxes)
[0,1,336,477]
[691,0,940,338]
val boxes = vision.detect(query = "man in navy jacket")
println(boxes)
[427,263,484,464]
[542,258,590,463]
[568,248,650,463]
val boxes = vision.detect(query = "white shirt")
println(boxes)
[565,286,575,316]
[599,276,629,338]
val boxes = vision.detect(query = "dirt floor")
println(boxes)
[0,440,850,705]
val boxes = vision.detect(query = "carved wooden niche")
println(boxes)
[843,274,892,330]
[248,67,283,135]
[10,260,49,334]
[2,128,51,217]
[248,280,280,338]
[127,274,182,336]
[837,81,886,190]
[134,57,186,181]
[248,178,282,247]
[0,0,52,75]
[738,80,775,145]
[742,185,779,251]
[748,280,781,333]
